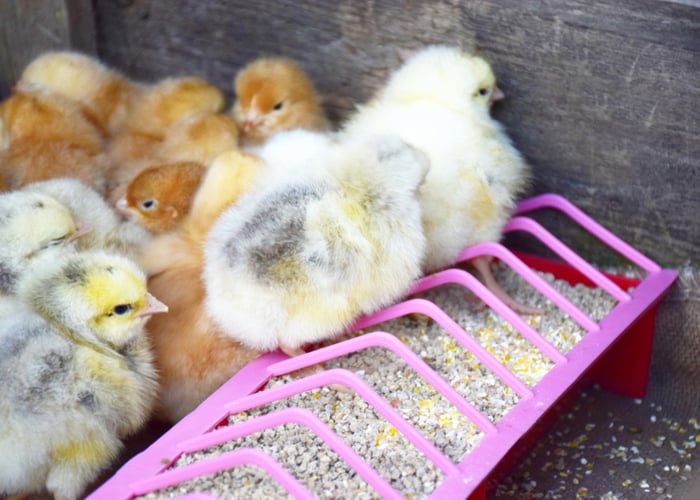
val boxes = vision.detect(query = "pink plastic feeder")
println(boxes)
[89,193,677,499]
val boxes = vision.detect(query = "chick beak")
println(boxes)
[115,196,131,217]
[242,119,257,133]
[490,86,505,105]
[242,109,262,133]
[68,222,93,243]
[13,80,34,93]
[138,292,169,317]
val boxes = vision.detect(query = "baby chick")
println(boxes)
[109,76,226,162]
[0,190,89,294]
[0,251,167,500]
[17,50,141,136]
[145,253,262,423]
[231,57,331,146]
[114,112,239,233]
[107,76,226,198]
[137,150,264,422]
[0,90,110,193]
[153,111,239,165]
[24,177,151,258]
[115,161,206,233]
[203,132,427,356]
[342,45,535,313]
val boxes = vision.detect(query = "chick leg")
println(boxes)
[279,344,306,358]
[471,255,543,315]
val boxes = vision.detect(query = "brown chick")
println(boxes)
[107,76,226,199]
[146,257,261,423]
[0,90,109,193]
[127,76,224,135]
[231,57,330,146]
[115,161,206,234]
[112,111,239,226]
[17,50,141,136]
[137,149,264,423]
[153,111,239,165]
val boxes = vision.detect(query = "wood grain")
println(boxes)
[0,0,96,97]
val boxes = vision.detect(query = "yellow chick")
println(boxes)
[24,177,152,259]
[203,131,427,356]
[115,162,206,234]
[0,90,110,194]
[231,57,331,146]
[0,190,89,294]
[343,45,535,313]
[136,150,264,423]
[0,250,167,500]
[17,50,141,136]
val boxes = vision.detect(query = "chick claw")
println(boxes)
[471,255,544,316]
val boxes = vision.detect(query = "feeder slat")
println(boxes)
[87,194,677,500]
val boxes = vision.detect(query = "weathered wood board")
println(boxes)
[0,0,96,97]
[1,0,698,266]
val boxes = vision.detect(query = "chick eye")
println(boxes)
[140,199,157,211]
[46,235,67,247]
[477,88,490,97]
[272,101,284,111]
[111,304,133,316]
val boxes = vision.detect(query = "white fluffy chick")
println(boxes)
[342,45,534,313]
[0,190,89,294]
[204,132,427,356]
[0,250,166,500]
[24,177,152,259]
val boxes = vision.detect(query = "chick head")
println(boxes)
[0,191,88,292]
[116,161,205,233]
[20,251,167,349]
[380,45,502,115]
[232,57,325,145]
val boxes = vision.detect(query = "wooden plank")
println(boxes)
[0,0,96,98]
[92,0,699,266]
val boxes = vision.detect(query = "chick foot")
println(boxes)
[471,255,543,315]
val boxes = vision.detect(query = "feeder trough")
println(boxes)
[89,193,678,499]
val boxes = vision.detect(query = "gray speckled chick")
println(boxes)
[0,251,167,500]
[24,177,152,260]
[0,190,88,294]
[204,131,428,356]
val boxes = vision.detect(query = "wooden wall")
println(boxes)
[1,0,698,267]
[0,0,95,96]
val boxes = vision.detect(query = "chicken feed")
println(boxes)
[139,261,620,499]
